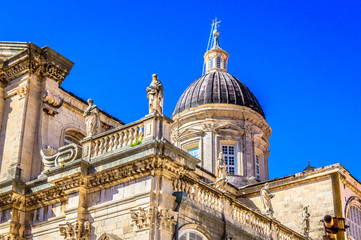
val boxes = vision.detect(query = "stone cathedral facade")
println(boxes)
[0,25,360,240]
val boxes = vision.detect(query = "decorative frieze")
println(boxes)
[130,206,153,230]
[59,220,91,240]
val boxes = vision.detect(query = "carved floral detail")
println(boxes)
[16,82,29,98]
[130,206,153,230]
[59,220,90,240]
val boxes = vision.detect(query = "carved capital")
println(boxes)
[157,206,178,232]
[130,206,153,230]
[59,220,90,240]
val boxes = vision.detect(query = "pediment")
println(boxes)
[97,233,123,240]
[176,128,204,141]
[214,124,244,135]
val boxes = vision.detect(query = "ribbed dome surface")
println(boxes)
[172,71,265,118]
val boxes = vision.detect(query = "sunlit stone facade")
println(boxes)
[0,28,359,240]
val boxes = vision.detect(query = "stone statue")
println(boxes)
[83,99,100,137]
[214,152,228,189]
[260,182,275,218]
[146,74,163,115]
[301,205,310,237]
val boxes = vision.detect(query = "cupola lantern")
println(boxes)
[204,18,229,73]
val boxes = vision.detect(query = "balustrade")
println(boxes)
[172,178,305,239]
[81,114,171,160]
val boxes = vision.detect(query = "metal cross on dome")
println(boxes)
[212,17,221,31]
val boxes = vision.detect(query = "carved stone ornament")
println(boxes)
[0,233,23,240]
[158,206,178,232]
[59,220,90,240]
[41,90,63,115]
[146,74,163,115]
[40,144,82,173]
[16,82,29,98]
[130,206,153,230]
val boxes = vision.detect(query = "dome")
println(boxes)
[172,70,265,118]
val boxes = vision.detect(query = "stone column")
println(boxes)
[202,130,214,174]
[243,126,254,177]
[237,139,243,176]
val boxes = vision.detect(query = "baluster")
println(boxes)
[118,132,124,148]
[139,124,144,140]
[93,139,100,157]
[104,136,110,153]
[99,138,105,155]
[129,128,135,145]
[134,126,140,142]
[124,130,129,146]
[113,132,119,150]
[108,135,114,152]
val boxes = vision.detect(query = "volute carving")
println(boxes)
[40,144,82,173]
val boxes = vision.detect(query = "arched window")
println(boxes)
[216,57,221,68]
[347,205,361,239]
[64,129,85,146]
[223,59,227,69]
[209,57,213,70]
[180,229,208,240]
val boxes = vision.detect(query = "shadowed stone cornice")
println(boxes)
[0,42,74,85]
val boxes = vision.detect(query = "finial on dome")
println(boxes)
[203,18,229,74]
[212,18,221,49]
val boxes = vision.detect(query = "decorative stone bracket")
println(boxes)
[40,144,82,174]
[41,90,63,116]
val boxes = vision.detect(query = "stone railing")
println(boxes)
[173,178,306,240]
[81,114,172,161]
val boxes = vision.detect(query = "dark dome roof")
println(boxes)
[172,71,265,118]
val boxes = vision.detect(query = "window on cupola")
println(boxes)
[209,57,213,69]
[188,147,199,159]
[223,59,227,69]
[222,145,236,174]
[216,57,221,68]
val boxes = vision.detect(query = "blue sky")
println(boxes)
[2,0,361,180]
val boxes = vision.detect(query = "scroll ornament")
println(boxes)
[40,144,82,174]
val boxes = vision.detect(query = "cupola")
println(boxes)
[204,19,229,73]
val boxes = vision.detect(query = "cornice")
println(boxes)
[0,43,74,85]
